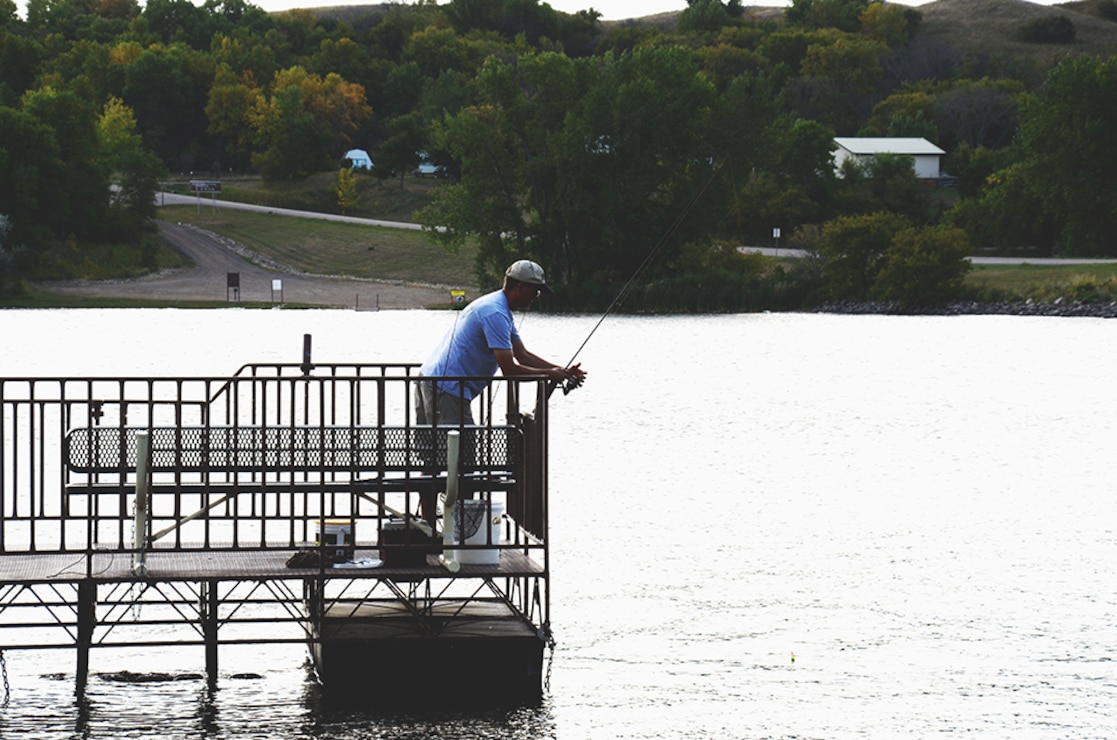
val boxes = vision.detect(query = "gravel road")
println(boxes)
[39,220,451,309]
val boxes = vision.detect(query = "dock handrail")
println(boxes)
[1,367,549,559]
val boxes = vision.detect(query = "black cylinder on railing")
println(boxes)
[301,334,313,375]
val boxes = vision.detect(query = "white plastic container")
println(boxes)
[454,499,504,565]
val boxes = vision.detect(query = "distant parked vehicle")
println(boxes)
[414,161,446,178]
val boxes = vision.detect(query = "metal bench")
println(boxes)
[65,424,518,476]
[62,424,521,554]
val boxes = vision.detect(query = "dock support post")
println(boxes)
[202,581,218,689]
[439,430,461,573]
[133,431,150,577]
[76,580,96,698]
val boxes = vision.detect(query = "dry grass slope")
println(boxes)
[916,0,1117,72]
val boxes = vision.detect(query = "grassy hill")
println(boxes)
[917,0,1117,77]
[603,0,1117,82]
[305,1,1117,80]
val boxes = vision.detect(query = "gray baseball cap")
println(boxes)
[505,260,552,293]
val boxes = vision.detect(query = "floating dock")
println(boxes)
[0,357,553,700]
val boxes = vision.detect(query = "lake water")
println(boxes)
[1,309,1115,738]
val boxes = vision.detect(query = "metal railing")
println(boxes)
[0,364,550,564]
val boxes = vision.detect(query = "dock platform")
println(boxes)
[0,359,553,700]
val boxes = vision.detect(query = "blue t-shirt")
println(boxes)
[420,289,522,400]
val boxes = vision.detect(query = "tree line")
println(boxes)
[2,0,1115,309]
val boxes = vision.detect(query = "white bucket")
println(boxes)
[454,499,504,565]
[315,520,353,559]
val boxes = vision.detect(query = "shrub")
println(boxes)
[873,225,972,309]
[818,211,912,301]
[1018,15,1076,44]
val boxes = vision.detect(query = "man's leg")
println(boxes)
[414,379,473,526]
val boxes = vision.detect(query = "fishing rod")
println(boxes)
[554,157,728,395]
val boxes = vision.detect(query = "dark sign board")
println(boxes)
[190,180,222,194]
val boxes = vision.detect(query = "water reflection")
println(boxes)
[303,672,556,740]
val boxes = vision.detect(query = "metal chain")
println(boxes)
[1,649,11,705]
[543,634,556,692]
[129,500,143,620]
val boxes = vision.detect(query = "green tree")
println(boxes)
[211,33,278,85]
[934,79,1022,150]
[141,0,212,47]
[553,46,719,283]
[122,44,214,170]
[249,77,328,179]
[307,37,372,89]
[1015,56,1117,255]
[944,160,1057,254]
[943,143,1008,198]
[866,152,926,222]
[420,46,720,286]
[376,111,426,187]
[419,51,582,281]
[403,25,473,78]
[697,43,768,92]
[335,166,358,213]
[885,110,937,140]
[98,95,166,228]
[0,29,42,106]
[247,65,371,174]
[859,1,913,46]
[26,0,89,37]
[786,0,871,32]
[0,0,16,26]
[819,211,911,301]
[761,27,836,71]
[800,35,885,95]
[0,104,64,247]
[595,25,662,56]
[873,225,971,308]
[867,90,935,134]
[444,0,562,46]
[679,0,740,33]
[777,117,836,187]
[0,214,25,294]
[21,86,109,239]
[205,63,260,168]
[299,70,373,158]
[784,34,880,132]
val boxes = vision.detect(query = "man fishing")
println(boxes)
[415,259,586,427]
[413,259,585,527]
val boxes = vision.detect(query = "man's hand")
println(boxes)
[562,362,586,388]
[550,363,585,393]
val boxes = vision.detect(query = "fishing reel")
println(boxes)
[547,376,583,398]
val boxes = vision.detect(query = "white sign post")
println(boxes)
[189,180,221,214]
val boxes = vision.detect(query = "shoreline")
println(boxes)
[817,299,1117,318]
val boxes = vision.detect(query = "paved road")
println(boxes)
[739,246,1117,265]
[38,198,451,309]
[156,192,426,231]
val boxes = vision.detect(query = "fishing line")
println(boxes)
[564,157,727,369]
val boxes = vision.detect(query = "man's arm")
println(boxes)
[493,341,586,385]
